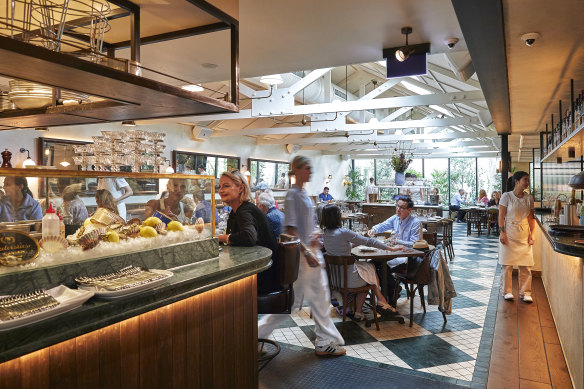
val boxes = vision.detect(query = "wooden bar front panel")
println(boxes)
[0,276,258,389]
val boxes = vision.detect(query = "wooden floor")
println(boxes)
[487,276,573,389]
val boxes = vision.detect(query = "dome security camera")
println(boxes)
[521,32,540,46]
[444,37,459,49]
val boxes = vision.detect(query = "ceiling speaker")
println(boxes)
[191,125,213,141]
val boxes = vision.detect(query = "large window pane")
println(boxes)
[477,158,501,199]
[450,158,477,202]
[425,158,449,205]
[406,159,423,178]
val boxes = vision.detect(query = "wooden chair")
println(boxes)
[466,208,482,236]
[395,248,447,327]
[323,254,380,334]
[441,219,454,261]
[486,208,499,236]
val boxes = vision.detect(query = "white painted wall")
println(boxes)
[0,123,351,198]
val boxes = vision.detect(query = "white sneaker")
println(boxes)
[315,342,346,357]
[503,293,514,300]
[522,294,533,303]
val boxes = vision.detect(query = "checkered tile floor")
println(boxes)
[260,223,500,387]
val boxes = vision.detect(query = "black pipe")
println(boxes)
[502,134,509,192]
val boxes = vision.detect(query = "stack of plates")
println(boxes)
[60,90,89,105]
[0,92,16,112]
[8,80,54,109]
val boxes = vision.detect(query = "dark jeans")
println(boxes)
[449,205,466,222]
[373,261,407,307]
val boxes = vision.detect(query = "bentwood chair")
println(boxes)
[441,219,454,262]
[466,208,482,236]
[257,235,300,371]
[394,248,447,327]
[323,254,380,335]
[486,208,499,237]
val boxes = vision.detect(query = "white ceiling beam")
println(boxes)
[350,151,499,159]
[212,117,482,137]
[303,140,499,151]
[191,90,485,122]
[239,83,258,98]
[288,68,333,95]
[257,130,499,145]
[360,79,402,100]
[427,63,480,89]
[381,107,412,122]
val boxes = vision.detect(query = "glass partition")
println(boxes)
[0,170,215,241]
[248,158,290,190]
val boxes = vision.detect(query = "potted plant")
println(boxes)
[344,170,365,201]
[390,153,412,186]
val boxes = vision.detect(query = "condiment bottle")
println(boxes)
[42,203,60,238]
[56,211,66,238]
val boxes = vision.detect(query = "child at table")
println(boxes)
[321,204,396,320]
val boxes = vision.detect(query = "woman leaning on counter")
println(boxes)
[498,171,535,303]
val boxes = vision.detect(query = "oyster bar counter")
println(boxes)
[0,241,272,388]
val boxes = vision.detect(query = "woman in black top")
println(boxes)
[217,170,278,293]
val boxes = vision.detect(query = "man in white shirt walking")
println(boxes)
[364,177,378,202]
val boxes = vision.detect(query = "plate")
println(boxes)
[0,285,94,331]
[78,269,173,299]
[358,247,377,253]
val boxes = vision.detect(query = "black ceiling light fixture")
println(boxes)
[395,27,414,62]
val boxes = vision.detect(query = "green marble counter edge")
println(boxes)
[535,213,584,259]
[0,245,272,364]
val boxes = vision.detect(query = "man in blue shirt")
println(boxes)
[367,196,421,306]
[257,193,284,239]
[318,187,333,202]
[450,189,466,222]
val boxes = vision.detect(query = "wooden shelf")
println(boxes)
[0,167,215,180]
[0,36,238,129]
[542,118,584,162]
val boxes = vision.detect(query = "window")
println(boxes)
[450,158,477,202]
[477,157,501,199]
[173,151,240,179]
[248,158,290,190]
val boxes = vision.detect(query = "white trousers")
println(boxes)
[258,254,344,347]
[501,265,532,296]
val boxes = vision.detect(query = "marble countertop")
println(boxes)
[0,245,272,363]
[536,212,584,258]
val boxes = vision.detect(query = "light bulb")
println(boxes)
[22,158,35,167]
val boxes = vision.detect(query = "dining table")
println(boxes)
[341,212,370,230]
[351,245,424,303]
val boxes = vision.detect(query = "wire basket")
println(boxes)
[0,0,111,58]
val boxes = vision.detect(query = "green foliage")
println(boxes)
[406,168,422,178]
[345,169,365,200]
[450,158,477,199]
[390,153,412,173]
[430,169,449,199]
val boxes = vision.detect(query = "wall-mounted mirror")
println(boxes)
[173,151,240,178]
[248,158,290,190]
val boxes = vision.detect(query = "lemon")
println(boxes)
[143,216,163,227]
[167,221,184,232]
[105,230,120,243]
[139,226,158,238]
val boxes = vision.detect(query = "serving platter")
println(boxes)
[0,285,94,331]
[78,269,173,299]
